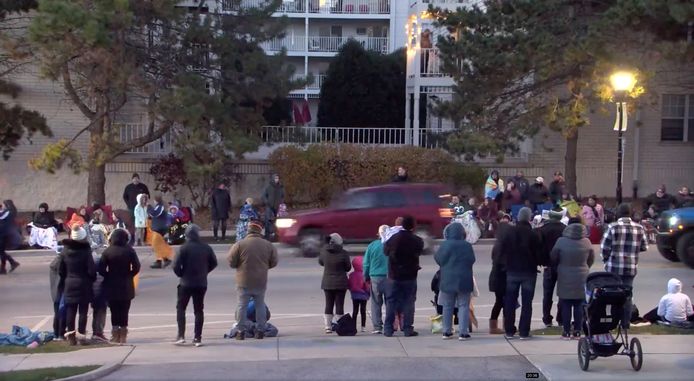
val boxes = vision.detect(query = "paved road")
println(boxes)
[1,243,692,380]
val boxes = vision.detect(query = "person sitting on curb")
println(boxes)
[643,278,694,327]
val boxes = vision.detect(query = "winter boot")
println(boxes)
[489,319,504,334]
[150,260,162,269]
[323,314,334,334]
[119,327,128,345]
[110,326,121,344]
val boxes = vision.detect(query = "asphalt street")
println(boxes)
[1,243,691,342]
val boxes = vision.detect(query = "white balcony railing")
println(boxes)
[221,0,391,15]
[261,126,447,148]
[292,73,327,90]
[120,123,173,154]
[263,36,388,53]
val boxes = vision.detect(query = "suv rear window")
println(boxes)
[376,191,407,208]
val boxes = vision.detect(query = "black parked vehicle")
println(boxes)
[656,207,694,268]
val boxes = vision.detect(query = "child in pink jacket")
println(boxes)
[348,256,370,333]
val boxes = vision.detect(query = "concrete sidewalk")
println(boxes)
[2,334,692,380]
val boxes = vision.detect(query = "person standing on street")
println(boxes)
[122,173,150,224]
[210,183,232,242]
[550,223,594,340]
[383,215,424,337]
[0,200,20,274]
[173,224,218,347]
[501,207,541,339]
[262,174,285,240]
[601,203,648,329]
[148,195,172,269]
[59,226,96,345]
[509,170,530,203]
[548,172,566,205]
[537,210,567,328]
[435,222,476,341]
[99,229,141,345]
[363,225,389,334]
[489,213,512,334]
[228,221,278,340]
[319,233,351,334]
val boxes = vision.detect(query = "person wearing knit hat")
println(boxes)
[228,218,278,340]
[601,203,648,330]
[537,208,567,328]
[60,225,97,345]
[319,232,351,333]
[500,206,541,339]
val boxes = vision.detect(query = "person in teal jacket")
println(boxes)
[363,224,389,334]
[435,222,476,340]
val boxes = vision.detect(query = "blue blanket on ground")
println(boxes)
[0,325,55,346]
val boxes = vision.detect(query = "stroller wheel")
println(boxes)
[578,337,590,371]
[629,337,643,371]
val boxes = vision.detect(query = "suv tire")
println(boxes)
[299,229,323,258]
[656,239,679,262]
[675,231,694,269]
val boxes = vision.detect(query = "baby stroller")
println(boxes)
[578,272,643,372]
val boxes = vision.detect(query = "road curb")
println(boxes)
[55,361,121,381]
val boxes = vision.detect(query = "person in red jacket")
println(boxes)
[348,256,370,333]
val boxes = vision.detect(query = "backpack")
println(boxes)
[333,314,357,336]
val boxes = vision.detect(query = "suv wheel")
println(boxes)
[415,227,434,255]
[675,231,694,269]
[299,229,323,258]
[656,239,679,262]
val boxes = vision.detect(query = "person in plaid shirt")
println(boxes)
[601,204,648,328]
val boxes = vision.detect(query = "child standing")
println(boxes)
[49,253,65,340]
[133,194,148,246]
[236,198,259,242]
[348,256,369,333]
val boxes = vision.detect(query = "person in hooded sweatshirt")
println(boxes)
[133,194,148,246]
[148,194,173,269]
[59,226,96,345]
[550,223,594,339]
[348,256,369,333]
[49,253,65,341]
[319,233,351,334]
[643,278,694,325]
[435,222,476,341]
[500,207,541,339]
[173,224,218,347]
[99,229,141,345]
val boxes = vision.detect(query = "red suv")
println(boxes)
[275,183,451,257]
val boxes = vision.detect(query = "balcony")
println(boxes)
[262,36,388,54]
[260,126,446,148]
[291,73,328,91]
[120,123,173,155]
[221,0,391,15]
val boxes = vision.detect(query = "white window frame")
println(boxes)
[661,94,692,142]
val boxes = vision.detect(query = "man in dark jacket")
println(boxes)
[548,172,566,205]
[500,207,541,339]
[173,224,218,347]
[527,177,549,211]
[210,183,232,241]
[262,174,285,240]
[644,185,677,218]
[123,173,150,218]
[537,210,566,327]
[509,170,530,202]
[383,215,424,337]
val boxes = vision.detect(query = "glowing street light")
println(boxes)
[610,70,636,205]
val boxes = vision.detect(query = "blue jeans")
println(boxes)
[620,275,634,329]
[236,287,267,333]
[560,298,583,334]
[504,272,537,337]
[440,291,471,336]
[369,276,386,331]
[384,279,417,335]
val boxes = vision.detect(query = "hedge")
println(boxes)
[268,144,487,207]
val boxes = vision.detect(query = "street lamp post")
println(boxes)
[610,71,636,205]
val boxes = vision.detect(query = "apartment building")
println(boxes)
[218,0,409,126]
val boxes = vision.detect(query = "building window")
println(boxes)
[661,94,694,142]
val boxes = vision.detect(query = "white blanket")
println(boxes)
[27,223,58,250]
